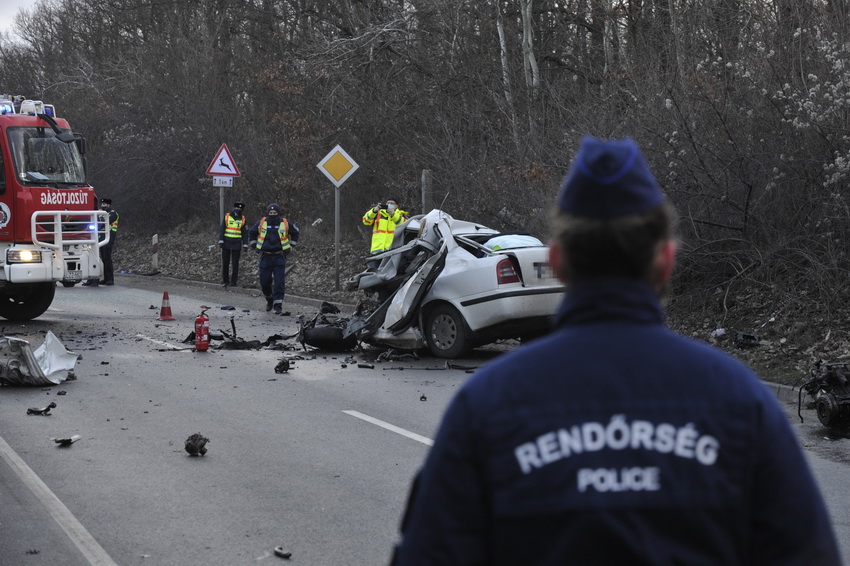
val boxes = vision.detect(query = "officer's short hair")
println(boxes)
[551,201,676,284]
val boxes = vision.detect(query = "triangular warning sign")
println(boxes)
[206,144,241,177]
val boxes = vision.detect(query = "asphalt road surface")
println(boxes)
[0,274,848,565]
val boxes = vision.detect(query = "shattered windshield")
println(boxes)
[7,127,85,185]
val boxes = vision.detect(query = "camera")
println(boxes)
[379,204,388,209]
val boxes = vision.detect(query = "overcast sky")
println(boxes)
[0,0,38,37]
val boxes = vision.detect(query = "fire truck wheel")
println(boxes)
[815,393,842,427]
[0,282,56,321]
[61,282,77,288]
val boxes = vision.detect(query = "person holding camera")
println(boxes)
[362,198,407,268]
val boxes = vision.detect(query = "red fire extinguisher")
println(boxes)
[195,307,210,352]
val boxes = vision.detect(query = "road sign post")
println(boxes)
[317,145,360,290]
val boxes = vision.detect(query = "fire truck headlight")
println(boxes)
[7,250,42,263]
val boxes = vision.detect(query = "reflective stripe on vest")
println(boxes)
[224,213,245,240]
[110,211,119,232]
[256,218,290,251]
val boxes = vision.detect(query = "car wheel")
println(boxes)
[425,304,468,359]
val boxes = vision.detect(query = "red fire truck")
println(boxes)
[0,95,107,321]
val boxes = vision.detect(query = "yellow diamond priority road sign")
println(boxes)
[317,145,359,187]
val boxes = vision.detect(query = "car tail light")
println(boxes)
[496,258,520,284]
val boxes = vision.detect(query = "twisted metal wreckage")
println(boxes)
[0,331,79,387]
[798,361,850,429]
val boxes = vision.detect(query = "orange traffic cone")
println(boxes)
[157,291,176,321]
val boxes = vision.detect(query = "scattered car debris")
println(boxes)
[420,394,427,401]
[320,301,340,314]
[376,349,419,362]
[273,546,292,559]
[261,332,300,350]
[798,361,850,428]
[734,331,760,348]
[185,433,209,456]
[27,402,57,415]
[357,363,375,369]
[52,434,81,446]
[446,362,477,371]
[298,307,357,352]
[275,359,291,373]
[218,331,262,350]
[182,316,299,351]
[0,331,79,387]
[216,317,262,349]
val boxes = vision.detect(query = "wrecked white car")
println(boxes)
[345,209,566,358]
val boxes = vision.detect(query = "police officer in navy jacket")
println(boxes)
[391,137,841,565]
[248,203,299,314]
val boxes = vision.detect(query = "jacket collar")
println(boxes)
[555,278,665,328]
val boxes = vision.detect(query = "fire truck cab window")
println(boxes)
[0,153,5,193]
[8,127,85,185]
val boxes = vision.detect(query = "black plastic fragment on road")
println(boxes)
[27,402,56,415]
[185,433,209,456]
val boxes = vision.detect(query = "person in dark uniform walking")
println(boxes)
[83,197,118,286]
[248,203,299,314]
[391,137,841,565]
[218,201,248,288]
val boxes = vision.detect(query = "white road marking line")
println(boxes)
[343,410,434,446]
[0,435,118,566]
[135,334,191,351]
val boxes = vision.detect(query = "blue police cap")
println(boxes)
[557,136,664,218]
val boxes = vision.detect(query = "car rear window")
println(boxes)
[483,234,544,251]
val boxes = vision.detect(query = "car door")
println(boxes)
[386,237,448,334]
